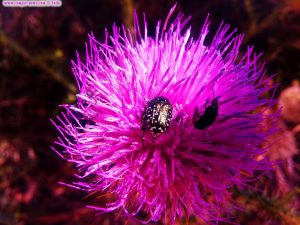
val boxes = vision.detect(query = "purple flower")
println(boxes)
[52,5,276,224]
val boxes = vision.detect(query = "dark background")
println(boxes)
[0,0,299,224]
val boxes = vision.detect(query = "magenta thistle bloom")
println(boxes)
[52,6,276,224]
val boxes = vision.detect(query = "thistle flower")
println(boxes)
[262,107,297,200]
[279,80,300,125]
[52,6,276,224]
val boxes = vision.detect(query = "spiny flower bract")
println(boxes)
[52,6,276,224]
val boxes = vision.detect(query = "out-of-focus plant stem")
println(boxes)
[0,29,76,94]
[244,0,291,44]
[244,0,257,34]
[121,0,134,37]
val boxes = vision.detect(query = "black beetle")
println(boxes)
[194,97,219,130]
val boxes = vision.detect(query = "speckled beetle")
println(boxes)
[142,96,173,135]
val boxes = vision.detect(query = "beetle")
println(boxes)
[142,96,173,135]
[193,97,220,130]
